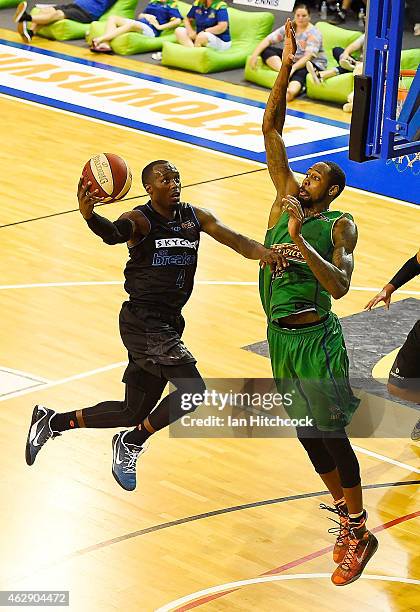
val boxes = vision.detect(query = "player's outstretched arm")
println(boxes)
[284,195,357,299]
[262,18,300,227]
[195,207,288,271]
[365,248,420,310]
[77,178,147,245]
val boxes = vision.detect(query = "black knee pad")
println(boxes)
[322,435,361,488]
[124,385,165,426]
[296,427,336,474]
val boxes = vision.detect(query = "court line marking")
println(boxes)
[10,481,420,586]
[156,573,420,612]
[0,366,51,384]
[2,94,419,211]
[0,280,419,295]
[0,361,127,403]
[59,481,420,559]
[158,574,420,612]
[0,366,52,399]
[157,509,420,611]
[353,445,420,475]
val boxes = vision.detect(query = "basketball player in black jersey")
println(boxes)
[25,159,286,491]
[365,247,420,441]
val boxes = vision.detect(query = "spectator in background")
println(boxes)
[14,0,117,42]
[306,33,364,84]
[307,33,365,114]
[175,0,231,50]
[406,0,420,36]
[329,0,366,25]
[249,4,327,102]
[89,0,182,53]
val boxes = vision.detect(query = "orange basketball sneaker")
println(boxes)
[320,500,350,564]
[331,514,378,586]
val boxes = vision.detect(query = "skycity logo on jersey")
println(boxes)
[155,238,199,249]
[152,250,196,266]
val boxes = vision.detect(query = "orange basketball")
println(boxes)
[82,153,132,203]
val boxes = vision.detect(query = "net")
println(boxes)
[386,70,419,175]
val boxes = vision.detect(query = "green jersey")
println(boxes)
[259,209,353,322]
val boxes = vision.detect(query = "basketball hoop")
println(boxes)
[386,70,419,175]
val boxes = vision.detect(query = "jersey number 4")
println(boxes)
[176,269,186,289]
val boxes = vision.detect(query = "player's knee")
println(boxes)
[123,391,149,426]
[296,428,336,474]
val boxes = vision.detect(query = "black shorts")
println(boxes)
[388,320,420,391]
[261,46,324,89]
[54,3,93,22]
[119,302,196,379]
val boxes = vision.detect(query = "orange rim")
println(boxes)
[398,70,415,101]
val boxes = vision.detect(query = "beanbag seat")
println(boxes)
[245,21,361,103]
[34,0,138,41]
[0,0,20,8]
[305,22,363,104]
[87,1,190,55]
[161,6,274,74]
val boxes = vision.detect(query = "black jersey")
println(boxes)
[123,202,201,313]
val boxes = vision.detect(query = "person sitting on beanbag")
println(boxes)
[90,0,182,53]
[14,0,118,43]
[306,34,365,85]
[175,0,231,51]
[249,3,327,101]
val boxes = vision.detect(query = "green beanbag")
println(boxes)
[0,0,20,8]
[400,47,420,71]
[87,1,190,55]
[245,21,362,103]
[34,0,138,41]
[161,7,274,74]
[305,22,362,104]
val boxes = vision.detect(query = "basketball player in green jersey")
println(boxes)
[260,19,377,586]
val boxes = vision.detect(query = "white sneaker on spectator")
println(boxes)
[306,61,323,85]
[151,51,162,61]
[339,57,357,72]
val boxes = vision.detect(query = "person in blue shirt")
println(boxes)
[14,0,117,43]
[175,0,231,51]
[90,0,182,53]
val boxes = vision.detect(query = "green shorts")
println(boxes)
[267,312,360,431]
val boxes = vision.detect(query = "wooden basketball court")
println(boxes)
[0,28,419,612]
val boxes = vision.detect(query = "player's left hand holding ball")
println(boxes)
[78,176,104,220]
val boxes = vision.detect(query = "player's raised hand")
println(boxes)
[282,195,305,240]
[77,177,103,220]
[364,286,394,310]
[283,18,297,63]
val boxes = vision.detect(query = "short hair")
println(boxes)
[324,161,346,197]
[141,160,168,188]
[293,3,310,14]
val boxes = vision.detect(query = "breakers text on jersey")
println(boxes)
[152,250,196,266]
